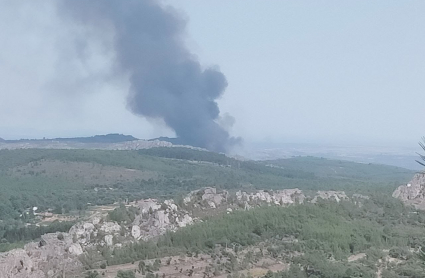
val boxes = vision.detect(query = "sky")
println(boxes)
[0,1,424,149]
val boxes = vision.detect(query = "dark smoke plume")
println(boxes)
[58,0,240,152]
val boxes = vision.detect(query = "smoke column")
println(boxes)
[58,0,240,152]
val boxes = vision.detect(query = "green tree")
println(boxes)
[116,270,136,278]
[417,137,425,169]
[85,271,99,278]
[138,261,146,274]
[153,259,161,271]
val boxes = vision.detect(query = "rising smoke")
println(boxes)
[58,0,240,152]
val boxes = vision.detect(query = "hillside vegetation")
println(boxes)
[0,148,413,220]
[0,147,414,254]
[84,195,425,278]
[0,147,422,277]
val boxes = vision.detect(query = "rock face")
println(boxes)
[69,222,95,246]
[311,191,349,203]
[131,225,141,239]
[99,222,121,234]
[105,235,114,246]
[68,243,84,256]
[184,187,228,208]
[178,214,193,227]
[0,233,83,278]
[129,199,194,241]
[393,173,425,209]
[67,198,195,245]
[236,189,305,206]
[137,199,162,214]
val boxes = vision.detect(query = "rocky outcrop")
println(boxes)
[68,220,122,248]
[177,214,193,227]
[0,233,83,278]
[393,173,425,209]
[236,189,305,206]
[136,199,162,214]
[64,188,353,248]
[184,187,353,211]
[311,191,349,203]
[99,222,121,234]
[352,194,369,200]
[67,198,194,244]
[131,225,141,239]
[69,222,95,246]
[0,186,358,277]
[133,199,194,240]
[0,249,43,278]
[68,243,83,256]
[105,235,114,246]
[184,187,228,208]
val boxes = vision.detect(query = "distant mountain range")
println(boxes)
[0,134,188,145]
[0,134,139,144]
[1,134,422,170]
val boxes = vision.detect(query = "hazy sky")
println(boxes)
[0,1,424,148]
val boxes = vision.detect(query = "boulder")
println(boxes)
[131,225,141,239]
[105,235,114,246]
[99,222,121,234]
[154,211,170,228]
[68,243,84,256]
[177,214,193,227]
[92,216,101,225]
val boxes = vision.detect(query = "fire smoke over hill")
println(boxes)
[58,0,240,152]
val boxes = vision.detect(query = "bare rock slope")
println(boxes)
[0,233,83,278]
[393,173,425,209]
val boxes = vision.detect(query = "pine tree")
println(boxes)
[417,137,425,170]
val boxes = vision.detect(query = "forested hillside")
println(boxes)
[82,195,425,278]
[0,147,415,257]
[0,147,422,277]
[0,148,413,220]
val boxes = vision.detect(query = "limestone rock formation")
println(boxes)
[131,225,141,239]
[69,222,95,246]
[0,186,359,277]
[105,235,114,246]
[68,243,84,256]
[311,191,349,203]
[130,198,194,240]
[393,173,425,209]
[236,189,305,206]
[0,233,83,278]
[177,214,193,227]
[136,199,162,214]
[184,187,228,208]
[67,198,194,245]
[99,222,121,234]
